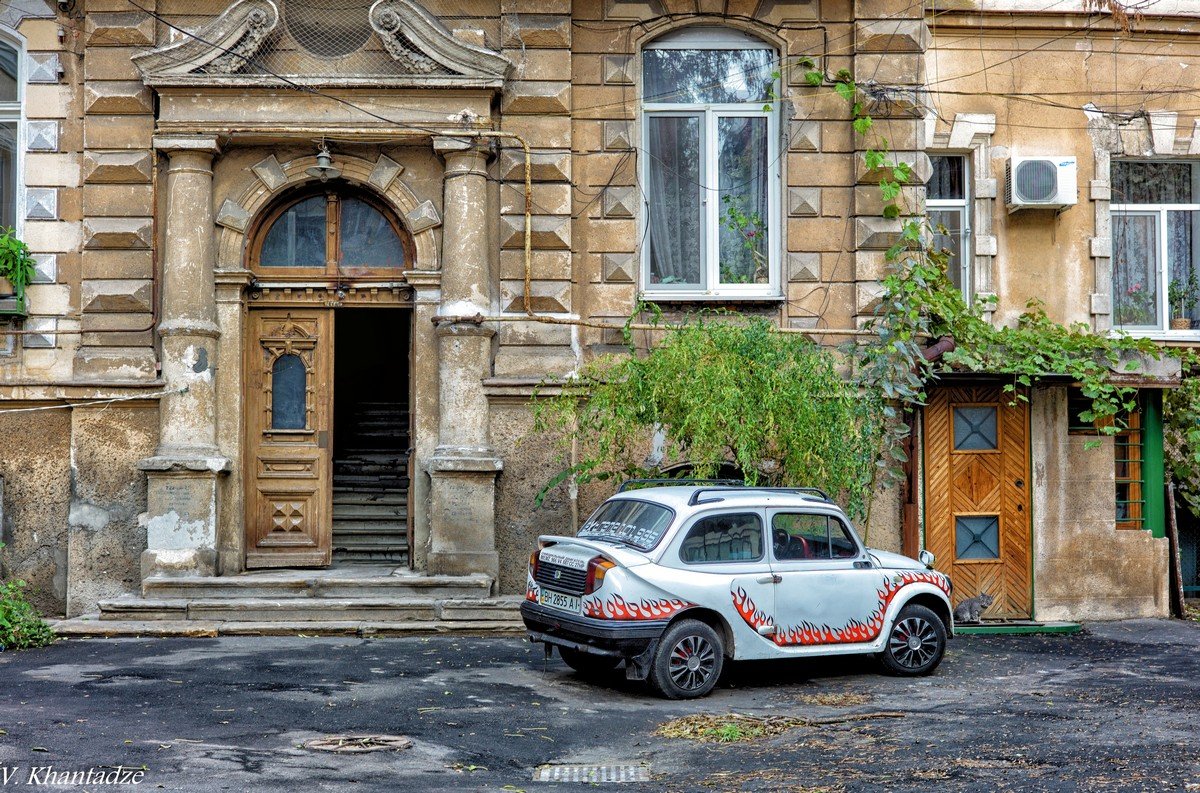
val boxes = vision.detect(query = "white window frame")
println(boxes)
[1111,160,1200,338]
[640,28,781,300]
[0,28,23,235]
[926,154,972,302]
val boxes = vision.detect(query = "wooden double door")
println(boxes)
[924,386,1032,619]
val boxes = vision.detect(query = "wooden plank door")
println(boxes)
[924,386,1031,618]
[244,309,334,568]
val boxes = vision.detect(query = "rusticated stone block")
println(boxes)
[252,155,289,191]
[854,19,929,53]
[500,279,571,313]
[602,252,635,283]
[499,149,571,183]
[499,215,570,250]
[501,81,571,115]
[82,249,152,280]
[502,15,571,49]
[73,347,157,379]
[788,187,821,217]
[84,115,154,149]
[26,188,57,220]
[27,53,62,84]
[368,155,404,191]
[602,54,634,85]
[602,120,633,151]
[855,216,903,250]
[216,199,251,232]
[83,217,152,250]
[854,150,931,185]
[404,200,441,233]
[85,13,155,47]
[789,120,821,152]
[602,186,636,218]
[82,279,153,313]
[27,120,59,152]
[788,252,820,282]
[84,82,153,115]
[31,253,57,284]
[83,151,153,184]
[83,184,153,217]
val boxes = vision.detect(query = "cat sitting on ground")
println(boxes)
[953,592,995,623]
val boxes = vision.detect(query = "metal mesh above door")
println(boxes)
[283,0,372,59]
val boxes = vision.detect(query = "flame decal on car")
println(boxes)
[732,570,951,647]
[582,594,692,621]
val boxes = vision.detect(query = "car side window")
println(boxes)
[679,513,763,564]
[772,513,860,560]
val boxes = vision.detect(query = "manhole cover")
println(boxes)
[306,735,414,753]
[533,764,650,783]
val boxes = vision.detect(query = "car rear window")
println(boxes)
[578,499,675,551]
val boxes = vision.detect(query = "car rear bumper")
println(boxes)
[520,600,671,656]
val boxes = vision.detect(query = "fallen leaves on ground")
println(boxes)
[656,711,906,743]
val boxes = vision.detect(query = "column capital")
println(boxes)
[433,135,493,161]
[153,135,222,156]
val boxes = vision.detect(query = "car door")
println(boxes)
[657,509,780,661]
[767,510,886,651]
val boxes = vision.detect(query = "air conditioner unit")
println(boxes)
[1005,156,1078,212]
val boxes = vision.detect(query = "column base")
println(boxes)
[427,452,503,582]
[138,455,229,580]
[141,548,218,580]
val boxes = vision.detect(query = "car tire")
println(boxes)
[558,647,622,677]
[647,618,724,699]
[878,603,947,677]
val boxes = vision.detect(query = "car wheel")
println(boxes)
[558,647,622,677]
[648,619,724,699]
[879,603,947,677]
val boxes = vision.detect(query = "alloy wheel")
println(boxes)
[668,634,717,691]
[888,616,939,669]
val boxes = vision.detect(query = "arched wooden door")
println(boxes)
[924,385,1032,619]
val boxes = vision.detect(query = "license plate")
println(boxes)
[539,589,581,613]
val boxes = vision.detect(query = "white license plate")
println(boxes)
[539,589,581,613]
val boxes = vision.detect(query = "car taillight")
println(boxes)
[529,550,540,578]
[584,557,616,594]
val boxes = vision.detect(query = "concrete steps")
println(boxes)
[98,596,522,624]
[140,570,491,600]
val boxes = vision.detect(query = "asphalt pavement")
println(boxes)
[1,620,1198,791]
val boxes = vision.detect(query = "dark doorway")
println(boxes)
[332,308,411,565]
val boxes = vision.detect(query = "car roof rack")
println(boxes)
[616,478,744,493]
[686,486,832,506]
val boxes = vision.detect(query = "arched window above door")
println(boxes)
[251,188,412,278]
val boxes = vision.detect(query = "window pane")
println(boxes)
[579,499,675,551]
[646,115,703,287]
[1113,212,1161,328]
[772,513,829,560]
[929,208,965,294]
[0,122,14,229]
[340,198,406,268]
[271,354,307,430]
[928,156,965,200]
[0,42,16,103]
[259,196,326,267]
[717,116,769,285]
[643,48,773,104]
[829,520,858,558]
[1168,210,1200,327]
[955,515,999,560]
[953,406,998,451]
[1112,161,1194,204]
[679,513,763,563]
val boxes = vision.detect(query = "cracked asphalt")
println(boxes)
[1,619,1198,791]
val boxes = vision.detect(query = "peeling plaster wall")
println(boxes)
[1031,386,1168,620]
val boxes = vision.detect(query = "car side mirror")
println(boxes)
[918,549,935,569]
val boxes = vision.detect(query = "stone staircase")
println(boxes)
[64,566,525,638]
[332,401,410,564]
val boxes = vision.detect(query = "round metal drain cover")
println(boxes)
[306,735,414,753]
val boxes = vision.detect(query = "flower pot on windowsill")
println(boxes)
[1171,317,1192,331]
[0,277,13,297]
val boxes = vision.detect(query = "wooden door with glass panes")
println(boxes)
[244,309,333,568]
[924,386,1032,619]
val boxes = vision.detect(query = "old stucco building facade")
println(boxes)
[0,0,1192,624]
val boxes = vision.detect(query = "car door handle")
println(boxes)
[756,574,782,584]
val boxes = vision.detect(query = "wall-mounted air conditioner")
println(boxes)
[1005,156,1078,212]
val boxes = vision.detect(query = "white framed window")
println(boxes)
[927,154,971,300]
[0,33,20,231]
[1111,160,1200,335]
[640,27,780,299]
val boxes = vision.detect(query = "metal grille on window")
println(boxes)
[953,406,998,451]
[955,516,1000,560]
[271,354,308,430]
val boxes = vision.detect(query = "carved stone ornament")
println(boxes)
[132,0,281,82]
[132,0,509,88]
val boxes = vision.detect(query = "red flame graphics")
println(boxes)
[582,594,692,621]
[732,570,950,647]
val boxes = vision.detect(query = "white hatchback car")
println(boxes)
[521,482,954,699]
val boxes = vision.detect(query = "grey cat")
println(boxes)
[953,592,995,623]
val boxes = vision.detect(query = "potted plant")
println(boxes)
[0,228,36,300]
[1168,273,1198,330]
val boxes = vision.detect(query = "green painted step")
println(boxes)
[955,621,1082,635]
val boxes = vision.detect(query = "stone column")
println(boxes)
[137,136,230,579]
[427,137,502,581]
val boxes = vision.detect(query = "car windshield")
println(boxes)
[578,499,675,551]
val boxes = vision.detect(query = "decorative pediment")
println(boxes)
[133,0,510,88]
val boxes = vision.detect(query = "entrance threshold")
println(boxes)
[955,621,1082,635]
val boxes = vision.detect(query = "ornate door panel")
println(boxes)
[244,309,333,568]
[924,386,1031,619]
